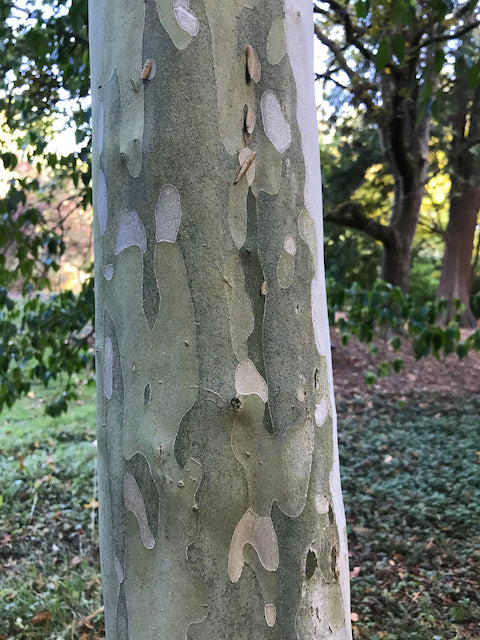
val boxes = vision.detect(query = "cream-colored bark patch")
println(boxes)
[173,0,199,36]
[267,17,287,65]
[315,396,328,427]
[264,603,277,627]
[115,211,147,255]
[284,234,297,256]
[155,184,182,243]
[103,336,113,399]
[245,106,256,134]
[235,360,268,402]
[124,473,155,550]
[97,169,108,236]
[228,509,279,582]
[261,90,291,154]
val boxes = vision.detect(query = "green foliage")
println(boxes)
[0,278,94,416]
[328,278,480,384]
[340,393,480,638]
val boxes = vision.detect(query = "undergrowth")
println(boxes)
[339,393,480,640]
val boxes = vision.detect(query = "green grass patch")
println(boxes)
[0,377,102,640]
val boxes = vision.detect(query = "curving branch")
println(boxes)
[324,201,396,247]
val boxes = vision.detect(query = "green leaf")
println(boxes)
[392,34,405,63]
[375,38,390,72]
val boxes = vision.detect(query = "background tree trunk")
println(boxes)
[90,1,351,638]
[437,83,480,327]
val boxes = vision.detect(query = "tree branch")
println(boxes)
[313,23,377,114]
[420,20,480,48]
[324,201,396,246]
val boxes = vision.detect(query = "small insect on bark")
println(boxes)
[234,151,256,184]
[141,59,153,80]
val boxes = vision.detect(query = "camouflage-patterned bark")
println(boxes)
[89,1,351,638]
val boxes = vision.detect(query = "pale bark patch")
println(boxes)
[155,184,182,243]
[235,359,268,402]
[245,106,256,134]
[173,0,199,36]
[315,397,328,427]
[228,508,279,582]
[114,556,124,583]
[114,211,147,255]
[103,336,113,400]
[261,90,292,153]
[264,603,277,627]
[97,169,108,236]
[284,234,297,255]
[124,473,155,550]
[103,263,114,280]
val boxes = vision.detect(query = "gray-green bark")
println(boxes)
[89,1,351,638]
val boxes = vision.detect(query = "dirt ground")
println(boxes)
[330,328,480,400]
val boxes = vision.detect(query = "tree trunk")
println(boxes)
[89,1,351,639]
[437,83,480,327]
[379,73,430,291]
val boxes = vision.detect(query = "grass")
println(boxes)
[0,382,478,638]
[0,377,102,640]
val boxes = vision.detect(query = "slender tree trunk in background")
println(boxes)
[90,1,351,638]
[437,86,480,327]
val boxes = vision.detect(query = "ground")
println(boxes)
[331,328,480,398]
[0,334,478,639]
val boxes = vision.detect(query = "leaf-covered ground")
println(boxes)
[0,338,479,639]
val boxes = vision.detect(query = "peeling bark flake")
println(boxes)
[246,45,261,83]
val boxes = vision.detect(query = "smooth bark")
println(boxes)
[90,1,351,638]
